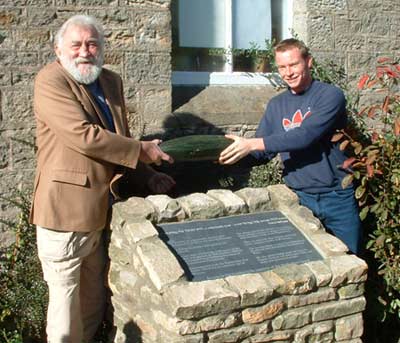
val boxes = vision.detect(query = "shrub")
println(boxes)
[0,188,47,343]
[335,57,400,320]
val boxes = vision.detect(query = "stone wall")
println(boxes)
[293,0,400,90]
[109,185,368,342]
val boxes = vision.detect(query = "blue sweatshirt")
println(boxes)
[252,80,349,193]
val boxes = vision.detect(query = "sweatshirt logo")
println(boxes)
[282,109,311,131]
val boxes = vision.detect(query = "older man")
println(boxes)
[30,15,174,342]
[219,38,362,255]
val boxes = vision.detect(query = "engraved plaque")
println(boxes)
[157,211,322,281]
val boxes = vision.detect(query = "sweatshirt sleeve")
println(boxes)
[250,104,277,161]
[263,86,346,153]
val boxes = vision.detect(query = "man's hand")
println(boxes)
[219,134,265,165]
[147,172,176,194]
[140,139,174,166]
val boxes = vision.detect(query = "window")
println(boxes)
[172,0,293,85]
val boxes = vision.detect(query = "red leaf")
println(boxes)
[382,96,390,113]
[371,132,379,142]
[367,79,378,88]
[377,57,392,64]
[331,132,344,142]
[376,67,385,78]
[368,106,376,118]
[339,140,350,150]
[395,64,400,72]
[367,164,374,178]
[357,74,369,89]
[343,157,356,169]
[395,118,400,136]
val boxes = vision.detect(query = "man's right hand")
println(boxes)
[139,139,174,166]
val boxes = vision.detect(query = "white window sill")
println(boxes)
[172,71,283,87]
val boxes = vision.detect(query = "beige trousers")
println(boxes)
[36,226,107,343]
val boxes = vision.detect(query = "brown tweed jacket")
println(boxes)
[30,61,154,232]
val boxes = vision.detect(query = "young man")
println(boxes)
[219,38,361,255]
[30,15,175,342]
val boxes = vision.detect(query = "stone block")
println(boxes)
[266,184,298,210]
[308,15,334,50]
[293,320,334,342]
[9,128,36,169]
[141,285,163,307]
[272,264,316,295]
[272,307,311,330]
[27,8,58,26]
[108,242,132,265]
[124,220,159,243]
[207,324,254,343]
[106,28,135,50]
[225,273,274,307]
[133,10,171,50]
[88,8,131,28]
[308,332,334,343]
[146,194,186,222]
[178,312,241,335]
[206,189,248,216]
[281,205,321,233]
[141,86,172,121]
[241,331,292,343]
[0,8,23,26]
[335,313,364,340]
[1,88,34,129]
[312,297,366,322]
[305,260,332,287]
[11,68,38,86]
[338,283,365,299]
[164,280,241,319]
[260,270,286,293]
[124,0,170,8]
[242,299,285,324]
[137,238,185,290]
[125,52,171,85]
[14,29,51,50]
[235,187,273,213]
[287,287,336,308]
[177,193,224,219]
[310,233,348,256]
[108,263,139,295]
[112,197,157,225]
[335,34,367,51]
[0,132,9,169]
[327,255,368,287]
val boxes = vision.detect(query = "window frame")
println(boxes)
[172,0,293,86]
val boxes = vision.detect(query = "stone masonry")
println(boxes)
[108,184,368,342]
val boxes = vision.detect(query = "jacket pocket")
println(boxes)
[51,169,88,186]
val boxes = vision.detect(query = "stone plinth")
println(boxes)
[109,185,367,343]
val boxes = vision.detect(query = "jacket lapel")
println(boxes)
[80,84,113,131]
[99,72,125,136]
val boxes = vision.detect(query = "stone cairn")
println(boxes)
[108,185,367,343]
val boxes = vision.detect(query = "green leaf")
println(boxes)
[355,185,366,199]
[341,174,354,189]
[359,206,369,220]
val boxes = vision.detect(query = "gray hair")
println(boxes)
[55,15,104,49]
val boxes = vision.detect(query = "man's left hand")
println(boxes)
[147,172,176,194]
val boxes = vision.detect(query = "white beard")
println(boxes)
[59,53,104,84]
